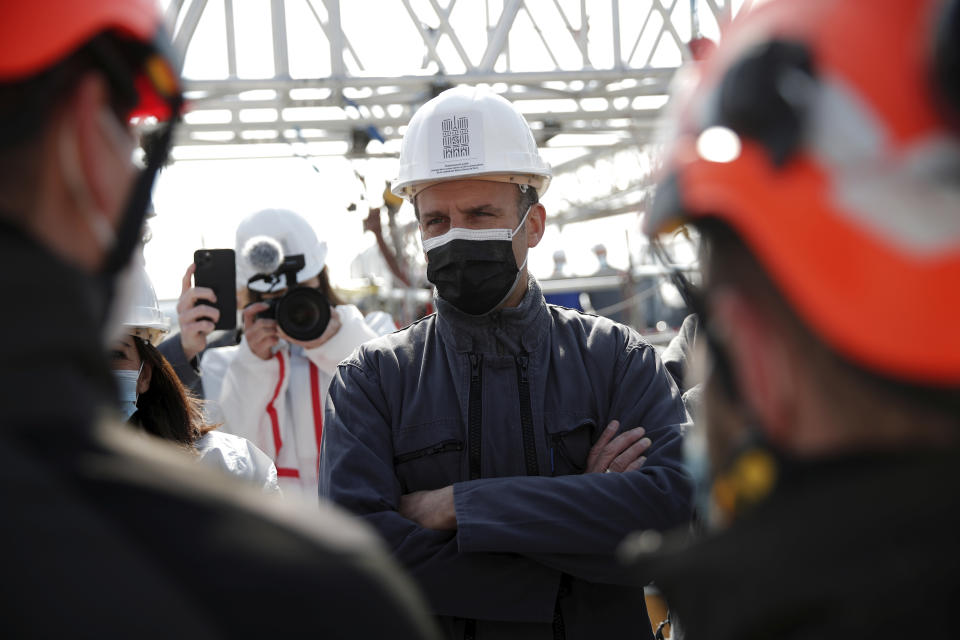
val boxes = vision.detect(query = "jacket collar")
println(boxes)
[436,274,549,355]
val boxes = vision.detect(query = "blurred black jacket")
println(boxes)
[0,224,438,639]
[641,450,960,639]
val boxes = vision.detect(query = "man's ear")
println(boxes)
[525,202,546,248]
[709,288,797,447]
[71,72,134,223]
[137,361,153,395]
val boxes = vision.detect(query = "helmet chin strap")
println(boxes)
[102,109,177,277]
[700,327,780,524]
[649,235,780,526]
[96,92,181,341]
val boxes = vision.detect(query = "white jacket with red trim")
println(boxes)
[204,305,390,497]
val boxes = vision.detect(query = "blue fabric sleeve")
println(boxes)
[157,333,203,398]
[319,359,561,623]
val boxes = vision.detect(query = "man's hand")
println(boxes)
[242,302,280,361]
[283,307,341,350]
[176,263,219,362]
[399,486,457,531]
[585,420,652,473]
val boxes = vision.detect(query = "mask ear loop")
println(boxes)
[499,203,535,307]
[58,117,117,251]
[510,203,534,238]
[507,202,536,273]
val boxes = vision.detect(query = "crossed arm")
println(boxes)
[320,343,692,618]
[399,419,653,531]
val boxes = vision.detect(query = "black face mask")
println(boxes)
[423,205,531,316]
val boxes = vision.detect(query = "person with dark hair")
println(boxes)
[115,332,203,445]
[0,2,438,636]
[634,0,960,637]
[113,264,279,492]
[320,85,693,639]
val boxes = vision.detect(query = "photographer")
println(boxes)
[190,208,393,497]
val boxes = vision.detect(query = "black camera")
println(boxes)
[249,254,331,342]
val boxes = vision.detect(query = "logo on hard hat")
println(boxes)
[430,109,485,177]
[441,115,472,159]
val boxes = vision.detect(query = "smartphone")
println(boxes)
[193,249,237,331]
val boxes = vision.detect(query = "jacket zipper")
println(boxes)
[463,352,485,640]
[468,352,483,480]
[515,353,539,476]
[518,353,567,640]
[393,439,463,465]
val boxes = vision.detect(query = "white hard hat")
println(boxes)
[235,208,328,292]
[391,85,552,200]
[123,264,170,346]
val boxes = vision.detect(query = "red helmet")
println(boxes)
[0,0,181,120]
[646,0,960,385]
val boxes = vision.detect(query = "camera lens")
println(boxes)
[276,288,330,341]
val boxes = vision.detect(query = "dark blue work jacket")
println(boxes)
[320,276,693,639]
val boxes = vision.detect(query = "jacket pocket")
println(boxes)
[393,419,464,493]
[544,415,597,476]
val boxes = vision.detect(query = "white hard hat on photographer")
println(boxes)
[123,264,170,346]
[391,85,552,200]
[235,208,328,292]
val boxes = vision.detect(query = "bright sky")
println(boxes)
[147,0,736,302]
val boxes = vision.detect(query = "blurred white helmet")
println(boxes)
[235,208,328,292]
[391,85,552,200]
[123,264,170,345]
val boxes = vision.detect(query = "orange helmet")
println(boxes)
[645,0,960,385]
[0,0,181,121]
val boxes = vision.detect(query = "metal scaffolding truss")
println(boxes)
[163,0,751,221]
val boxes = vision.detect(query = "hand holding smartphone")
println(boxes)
[193,249,237,331]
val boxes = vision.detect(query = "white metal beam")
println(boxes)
[478,0,523,71]
[224,0,237,77]
[171,0,208,58]
[271,0,290,77]
[164,0,748,223]
[427,0,475,72]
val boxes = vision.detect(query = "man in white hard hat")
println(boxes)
[0,1,438,636]
[320,85,693,639]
